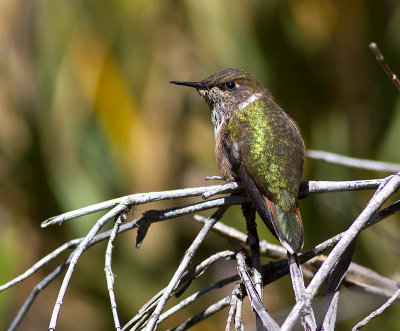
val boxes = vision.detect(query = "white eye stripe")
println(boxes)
[238,93,263,110]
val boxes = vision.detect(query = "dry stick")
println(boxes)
[1,179,396,327]
[197,202,400,297]
[234,285,245,331]
[145,206,229,331]
[281,173,400,331]
[123,290,164,331]
[287,252,316,330]
[169,296,231,331]
[225,285,239,331]
[2,196,246,299]
[105,213,125,331]
[352,288,400,330]
[0,238,81,292]
[236,251,280,331]
[41,177,386,229]
[320,291,340,331]
[41,184,240,228]
[159,199,400,330]
[369,42,400,91]
[174,250,236,297]
[156,273,240,328]
[306,150,400,173]
[48,203,129,331]
[8,259,70,331]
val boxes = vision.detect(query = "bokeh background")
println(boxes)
[1,0,400,330]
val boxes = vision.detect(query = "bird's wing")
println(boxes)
[228,97,304,253]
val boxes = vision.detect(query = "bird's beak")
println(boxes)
[169,80,205,89]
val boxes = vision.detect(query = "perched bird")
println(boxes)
[170,68,305,254]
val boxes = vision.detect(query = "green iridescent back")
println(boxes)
[228,96,305,213]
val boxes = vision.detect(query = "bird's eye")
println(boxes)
[225,82,236,90]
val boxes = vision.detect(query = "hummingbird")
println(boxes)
[170,68,305,254]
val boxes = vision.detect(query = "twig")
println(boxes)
[7,259,70,331]
[41,177,389,228]
[174,250,236,297]
[145,206,229,331]
[0,238,81,292]
[169,296,231,331]
[287,252,316,330]
[225,285,240,331]
[236,251,280,331]
[122,290,164,331]
[123,250,230,328]
[105,213,125,331]
[157,273,240,327]
[49,203,129,330]
[352,288,400,330]
[281,173,400,331]
[41,185,241,228]
[306,150,400,173]
[369,42,400,91]
[320,291,340,331]
[202,181,242,200]
[234,288,245,331]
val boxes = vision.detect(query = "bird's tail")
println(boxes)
[265,198,304,254]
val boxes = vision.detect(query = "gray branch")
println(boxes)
[145,206,228,331]
[306,150,400,173]
[352,288,400,330]
[281,173,400,331]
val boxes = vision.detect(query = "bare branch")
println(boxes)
[306,150,400,173]
[369,42,400,91]
[174,250,236,297]
[8,259,69,331]
[41,185,239,228]
[105,213,126,331]
[352,288,400,330]
[287,252,316,330]
[145,206,228,331]
[281,173,400,330]
[168,296,231,331]
[49,203,129,331]
[42,176,390,229]
[225,285,240,331]
[236,251,280,331]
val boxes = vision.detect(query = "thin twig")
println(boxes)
[306,150,400,173]
[7,259,70,331]
[105,214,125,331]
[369,42,400,91]
[0,238,81,292]
[287,252,316,330]
[49,204,129,330]
[41,177,389,228]
[157,273,240,327]
[352,288,400,330]
[41,185,241,228]
[236,251,280,331]
[145,206,229,331]
[174,250,236,297]
[281,173,400,331]
[234,287,245,331]
[225,285,239,331]
[122,290,164,331]
[169,296,231,331]
[320,291,340,331]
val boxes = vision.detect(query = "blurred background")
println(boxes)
[1,0,400,330]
